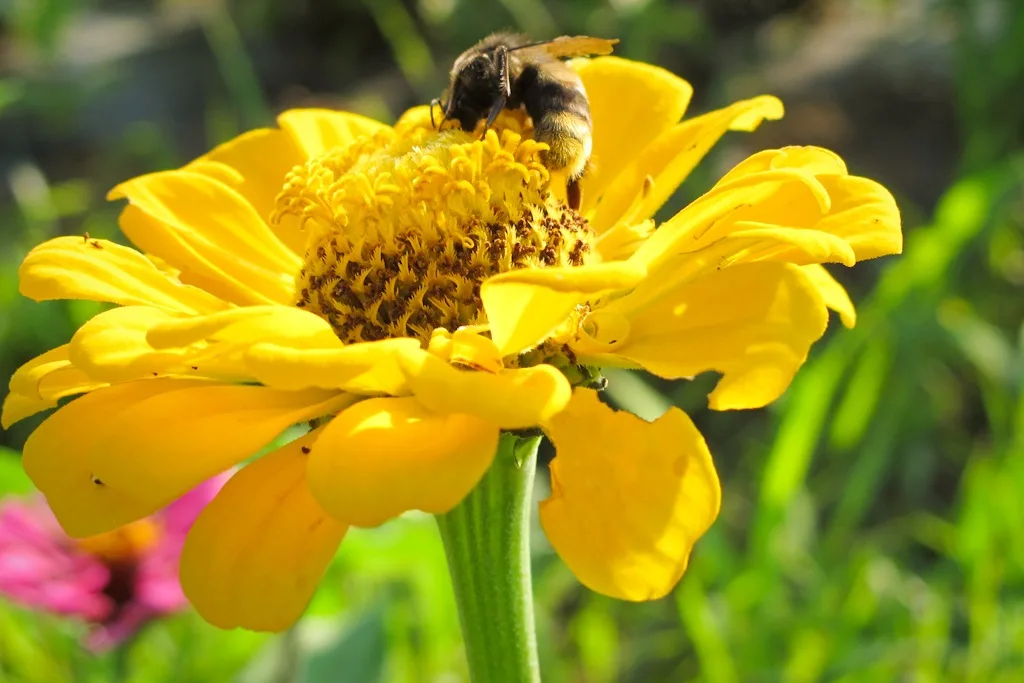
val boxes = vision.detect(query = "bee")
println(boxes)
[433,33,619,210]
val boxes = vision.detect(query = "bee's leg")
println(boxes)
[430,98,441,129]
[567,179,582,211]
[483,45,512,134]
[484,99,507,133]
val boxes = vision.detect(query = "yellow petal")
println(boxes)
[37,367,105,404]
[145,305,340,350]
[68,307,279,386]
[277,109,387,160]
[813,174,903,261]
[539,389,721,600]
[716,146,848,182]
[397,350,571,429]
[5,374,108,429]
[307,397,498,527]
[9,345,72,398]
[710,169,899,264]
[69,306,345,386]
[24,380,348,538]
[1,393,54,430]
[481,261,648,356]
[118,204,275,307]
[634,147,901,275]
[68,306,194,382]
[194,128,307,255]
[722,225,857,267]
[3,346,106,427]
[185,160,241,189]
[585,262,828,410]
[633,167,833,273]
[589,96,784,234]
[244,338,423,395]
[802,264,856,328]
[446,327,503,374]
[135,303,418,393]
[180,431,346,632]
[594,220,656,262]
[18,236,229,314]
[392,105,433,137]
[575,57,694,212]
[109,171,299,305]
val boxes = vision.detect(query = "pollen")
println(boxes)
[273,120,596,345]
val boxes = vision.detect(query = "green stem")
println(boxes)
[436,432,542,683]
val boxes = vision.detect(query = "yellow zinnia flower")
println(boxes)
[3,57,901,631]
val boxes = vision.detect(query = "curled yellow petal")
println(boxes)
[398,350,571,429]
[181,431,346,632]
[716,146,847,183]
[712,147,901,262]
[723,225,857,267]
[244,338,423,395]
[117,203,274,307]
[37,366,104,404]
[9,345,72,399]
[110,171,299,305]
[814,174,903,261]
[277,109,387,160]
[802,264,857,328]
[307,397,498,528]
[18,236,229,314]
[540,389,721,601]
[595,220,656,262]
[446,327,503,374]
[69,306,189,382]
[145,305,340,351]
[2,393,54,430]
[194,128,306,255]
[633,146,902,276]
[575,57,694,212]
[3,345,106,428]
[67,306,276,386]
[590,95,784,234]
[584,262,829,410]
[482,261,647,356]
[633,167,833,273]
[24,380,349,538]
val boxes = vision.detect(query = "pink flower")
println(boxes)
[0,475,229,650]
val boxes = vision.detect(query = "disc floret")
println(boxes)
[274,126,595,345]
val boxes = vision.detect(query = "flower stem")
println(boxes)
[436,432,542,683]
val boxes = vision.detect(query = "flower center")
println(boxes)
[76,518,160,564]
[273,118,596,345]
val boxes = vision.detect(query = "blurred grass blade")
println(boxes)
[361,0,435,99]
[301,606,387,683]
[201,3,271,130]
[675,577,736,683]
[828,335,892,451]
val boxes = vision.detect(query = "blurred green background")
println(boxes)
[1,0,1023,681]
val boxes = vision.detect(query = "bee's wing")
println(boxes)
[511,36,619,60]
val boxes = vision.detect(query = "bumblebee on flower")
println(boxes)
[4,48,900,638]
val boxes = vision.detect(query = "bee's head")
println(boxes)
[441,49,504,132]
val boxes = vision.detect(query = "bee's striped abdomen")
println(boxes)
[515,64,593,180]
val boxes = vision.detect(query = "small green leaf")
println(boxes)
[0,447,34,496]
